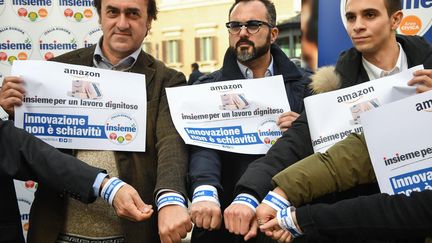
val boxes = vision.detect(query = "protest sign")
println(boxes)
[362,90,432,195]
[166,76,290,154]
[13,60,147,151]
[305,65,422,152]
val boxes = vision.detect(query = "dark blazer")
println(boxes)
[188,44,311,243]
[0,120,103,243]
[27,46,188,243]
[189,44,311,199]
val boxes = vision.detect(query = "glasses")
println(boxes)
[225,20,273,35]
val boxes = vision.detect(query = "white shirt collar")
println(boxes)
[362,42,408,80]
[237,55,274,79]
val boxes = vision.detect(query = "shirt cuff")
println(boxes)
[92,172,108,197]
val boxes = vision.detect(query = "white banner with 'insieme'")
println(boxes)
[12,60,147,152]
[166,76,290,154]
[362,90,432,195]
[305,65,422,153]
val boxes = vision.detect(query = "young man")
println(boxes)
[236,0,432,237]
[0,0,191,242]
[0,120,152,243]
[187,0,310,242]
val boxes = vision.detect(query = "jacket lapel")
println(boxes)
[77,45,97,67]
[130,51,155,89]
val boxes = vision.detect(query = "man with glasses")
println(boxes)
[187,0,310,242]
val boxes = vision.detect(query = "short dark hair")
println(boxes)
[346,0,401,16]
[191,63,199,70]
[384,0,402,16]
[228,0,277,26]
[93,0,158,20]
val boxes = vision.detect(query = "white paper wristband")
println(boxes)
[277,207,303,238]
[100,177,126,206]
[262,191,291,211]
[192,185,220,205]
[157,192,187,211]
[231,193,259,212]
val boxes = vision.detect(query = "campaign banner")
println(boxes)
[305,65,422,153]
[13,179,37,235]
[362,90,432,195]
[166,76,290,154]
[0,1,102,238]
[12,60,147,152]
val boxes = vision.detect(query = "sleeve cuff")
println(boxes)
[92,172,108,197]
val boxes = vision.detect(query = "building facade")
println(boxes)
[145,0,301,77]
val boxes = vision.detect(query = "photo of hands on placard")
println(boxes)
[219,93,250,110]
[67,80,103,100]
[350,98,380,125]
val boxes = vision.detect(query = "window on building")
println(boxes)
[162,39,183,64]
[276,30,301,59]
[195,36,217,62]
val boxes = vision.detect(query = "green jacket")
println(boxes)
[272,133,376,207]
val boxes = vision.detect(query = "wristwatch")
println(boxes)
[0,106,9,121]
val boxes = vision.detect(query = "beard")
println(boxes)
[232,32,271,62]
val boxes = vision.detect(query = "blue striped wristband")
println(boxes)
[277,207,302,238]
[231,193,259,212]
[100,177,126,206]
[262,191,291,211]
[192,185,220,205]
[157,192,187,210]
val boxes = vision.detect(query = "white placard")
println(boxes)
[166,76,290,154]
[12,60,147,152]
[305,65,423,153]
[362,90,432,195]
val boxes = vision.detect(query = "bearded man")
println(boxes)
[186,1,311,242]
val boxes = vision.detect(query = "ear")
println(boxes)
[391,10,403,30]
[270,27,279,44]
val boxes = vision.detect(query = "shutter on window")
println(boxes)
[195,37,200,62]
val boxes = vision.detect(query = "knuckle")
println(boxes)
[201,207,210,214]
[189,207,197,215]
[159,229,169,236]
[240,211,251,219]
[117,208,126,215]
[212,210,221,217]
